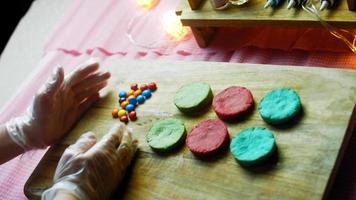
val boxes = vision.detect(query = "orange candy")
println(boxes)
[127,89,135,96]
[112,108,119,118]
[133,89,142,97]
[127,95,135,100]
[121,101,129,109]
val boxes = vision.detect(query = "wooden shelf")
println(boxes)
[177,0,356,47]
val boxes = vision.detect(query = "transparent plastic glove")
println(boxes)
[42,124,138,200]
[5,58,110,150]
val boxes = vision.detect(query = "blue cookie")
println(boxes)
[259,88,301,125]
[230,127,276,167]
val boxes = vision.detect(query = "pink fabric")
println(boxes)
[44,0,356,68]
[0,0,355,199]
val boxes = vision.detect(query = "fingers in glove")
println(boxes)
[84,124,125,157]
[75,81,108,102]
[77,93,100,117]
[36,66,65,98]
[102,124,125,148]
[60,132,97,164]
[33,66,65,113]
[66,58,100,86]
[54,132,97,180]
[72,71,111,94]
[116,129,138,172]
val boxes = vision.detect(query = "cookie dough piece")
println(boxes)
[230,127,276,167]
[174,83,213,113]
[213,86,254,121]
[259,88,301,125]
[147,118,186,152]
[186,119,229,156]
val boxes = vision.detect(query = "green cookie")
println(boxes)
[147,118,186,152]
[259,88,301,125]
[174,83,213,113]
[230,127,276,167]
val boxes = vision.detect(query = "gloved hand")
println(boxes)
[5,58,110,150]
[42,124,138,200]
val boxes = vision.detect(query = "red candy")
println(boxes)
[131,83,138,91]
[140,84,148,91]
[120,115,129,123]
[148,82,157,91]
[128,111,137,121]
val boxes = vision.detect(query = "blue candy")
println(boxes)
[118,91,127,98]
[142,89,152,98]
[137,95,145,104]
[128,97,137,105]
[126,104,135,112]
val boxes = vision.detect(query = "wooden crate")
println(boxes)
[178,0,356,47]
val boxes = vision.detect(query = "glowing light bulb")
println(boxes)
[162,11,189,41]
[136,0,158,9]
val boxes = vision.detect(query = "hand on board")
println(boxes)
[5,58,110,150]
[42,124,138,200]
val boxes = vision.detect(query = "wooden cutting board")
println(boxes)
[25,59,356,200]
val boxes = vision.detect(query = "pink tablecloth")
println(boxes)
[0,0,355,199]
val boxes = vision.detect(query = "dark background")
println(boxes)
[0,0,34,55]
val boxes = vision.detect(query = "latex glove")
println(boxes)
[5,58,110,150]
[42,124,138,200]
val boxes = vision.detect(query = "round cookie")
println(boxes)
[259,88,301,125]
[174,83,213,113]
[186,119,229,156]
[230,127,276,167]
[147,118,186,152]
[213,86,254,121]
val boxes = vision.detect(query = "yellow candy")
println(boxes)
[118,109,127,117]
[133,89,142,97]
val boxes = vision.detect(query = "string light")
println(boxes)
[136,0,158,9]
[161,11,189,41]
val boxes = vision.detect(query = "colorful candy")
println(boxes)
[142,89,152,98]
[137,95,145,104]
[148,82,157,91]
[120,115,129,123]
[118,109,127,117]
[133,89,142,97]
[118,91,127,98]
[126,104,135,112]
[127,89,135,96]
[118,98,126,104]
[112,108,119,118]
[140,84,148,91]
[128,97,138,105]
[127,95,135,100]
[128,111,137,120]
[131,83,138,91]
[121,101,129,109]
[113,82,157,123]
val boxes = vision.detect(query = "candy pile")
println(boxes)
[112,82,157,123]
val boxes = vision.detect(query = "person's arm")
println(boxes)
[0,125,23,164]
[1,58,110,164]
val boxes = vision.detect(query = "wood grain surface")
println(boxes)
[25,59,356,200]
[178,0,356,28]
